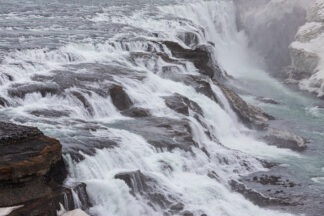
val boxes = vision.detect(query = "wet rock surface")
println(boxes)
[115,170,192,215]
[164,74,219,103]
[8,83,61,98]
[121,107,150,118]
[30,109,70,118]
[262,127,307,151]
[8,183,90,216]
[214,80,274,129]
[230,180,286,207]
[212,81,307,151]
[110,85,133,111]
[256,97,280,105]
[71,91,95,116]
[0,96,9,107]
[163,41,223,79]
[233,166,324,216]
[164,93,203,116]
[115,170,149,194]
[0,122,90,215]
[111,117,197,152]
[60,129,118,162]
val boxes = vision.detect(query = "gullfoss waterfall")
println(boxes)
[0,0,318,215]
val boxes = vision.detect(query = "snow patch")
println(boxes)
[289,0,324,97]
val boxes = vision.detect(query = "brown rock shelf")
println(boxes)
[0,121,90,215]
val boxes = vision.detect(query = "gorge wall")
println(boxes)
[288,0,324,99]
[234,0,310,76]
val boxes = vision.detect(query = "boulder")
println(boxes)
[121,107,150,118]
[214,81,274,129]
[115,170,148,194]
[30,109,70,118]
[256,97,280,105]
[0,123,61,185]
[115,117,197,151]
[230,180,288,207]
[0,121,91,216]
[8,183,90,216]
[109,85,133,111]
[164,93,203,116]
[7,83,61,98]
[236,167,324,215]
[263,127,307,151]
[163,41,224,79]
[71,91,94,116]
[114,170,182,213]
[0,122,64,206]
[0,96,8,107]
[186,76,219,103]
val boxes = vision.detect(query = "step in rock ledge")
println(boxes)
[0,121,86,216]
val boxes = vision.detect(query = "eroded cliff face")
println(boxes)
[288,0,324,99]
[234,0,309,76]
[0,122,90,216]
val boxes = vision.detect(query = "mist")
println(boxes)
[233,0,312,76]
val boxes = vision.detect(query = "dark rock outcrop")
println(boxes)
[115,170,183,214]
[8,83,61,98]
[163,41,223,79]
[0,122,90,215]
[233,166,324,215]
[164,93,203,116]
[230,180,288,206]
[0,122,64,206]
[214,81,274,129]
[121,107,150,118]
[165,74,219,103]
[114,117,197,152]
[256,97,280,105]
[0,96,9,107]
[110,85,133,111]
[71,91,94,116]
[115,170,148,194]
[262,127,307,151]
[8,183,91,216]
[212,82,306,151]
[30,109,70,118]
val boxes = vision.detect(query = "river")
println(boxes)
[0,0,323,215]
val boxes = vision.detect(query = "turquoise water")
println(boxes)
[234,69,324,185]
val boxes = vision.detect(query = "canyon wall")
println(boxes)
[288,0,324,99]
[234,0,310,76]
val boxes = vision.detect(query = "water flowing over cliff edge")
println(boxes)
[0,0,324,216]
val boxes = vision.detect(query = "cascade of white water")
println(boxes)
[0,1,301,216]
[63,1,299,216]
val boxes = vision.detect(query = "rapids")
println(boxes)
[0,0,323,216]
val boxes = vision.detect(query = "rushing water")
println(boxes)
[0,0,323,215]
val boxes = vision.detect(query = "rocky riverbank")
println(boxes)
[0,122,90,216]
[288,0,324,99]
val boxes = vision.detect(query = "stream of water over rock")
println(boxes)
[0,0,323,215]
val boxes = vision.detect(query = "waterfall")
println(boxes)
[0,0,299,215]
